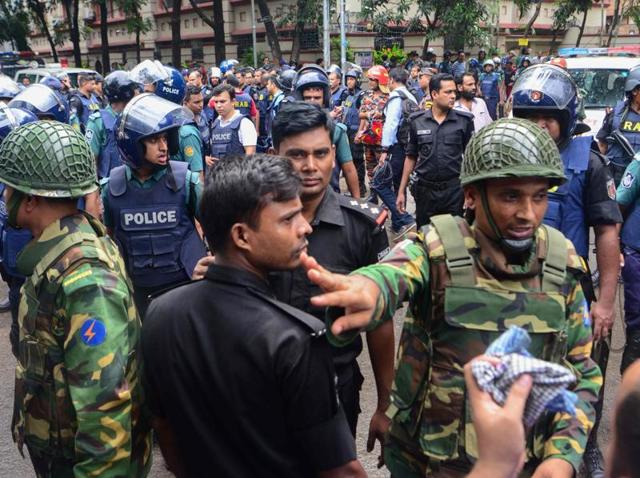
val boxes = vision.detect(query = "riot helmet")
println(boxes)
[625,66,640,95]
[0,104,38,142]
[295,64,331,107]
[8,84,70,124]
[0,75,21,101]
[116,93,194,169]
[154,67,187,104]
[104,70,140,104]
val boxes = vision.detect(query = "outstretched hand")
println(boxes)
[300,252,382,336]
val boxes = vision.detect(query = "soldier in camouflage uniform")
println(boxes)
[0,121,151,477]
[302,118,602,477]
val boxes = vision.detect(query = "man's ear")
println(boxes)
[229,222,253,253]
[23,195,39,213]
[268,146,277,155]
[463,185,478,210]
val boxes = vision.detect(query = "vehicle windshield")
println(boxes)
[568,68,630,108]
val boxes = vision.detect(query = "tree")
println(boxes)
[95,0,109,73]
[118,0,152,64]
[60,0,82,66]
[0,0,31,51]
[169,0,181,66]
[549,0,574,53]
[187,0,225,65]
[255,0,282,63]
[27,0,59,62]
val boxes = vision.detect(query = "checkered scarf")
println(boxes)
[471,327,578,427]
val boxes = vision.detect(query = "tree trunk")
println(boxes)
[31,0,59,62]
[187,0,226,64]
[549,29,559,55]
[62,0,82,66]
[171,0,182,67]
[576,7,588,46]
[135,23,141,63]
[98,0,110,73]
[290,0,308,63]
[523,0,542,37]
[255,0,282,62]
[607,0,621,46]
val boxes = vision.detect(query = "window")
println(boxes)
[301,30,320,49]
[192,18,197,27]
[239,11,246,22]
[184,19,189,28]
[501,5,507,15]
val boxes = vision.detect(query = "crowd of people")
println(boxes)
[0,47,638,478]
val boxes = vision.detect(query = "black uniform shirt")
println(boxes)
[583,150,623,226]
[142,264,355,477]
[406,108,474,182]
[270,188,390,369]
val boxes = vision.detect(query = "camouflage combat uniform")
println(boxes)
[0,122,152,477]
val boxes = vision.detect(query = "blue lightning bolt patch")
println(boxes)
[79,318,106,346]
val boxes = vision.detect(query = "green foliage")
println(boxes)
[330,36,355,63]
[373,44,406,65]
[628,3,640,31]
[0,0,31,50]
[240,47,267,67]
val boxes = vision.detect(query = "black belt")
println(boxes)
[413,176,461,191]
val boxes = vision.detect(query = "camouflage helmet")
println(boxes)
[0,121,97,197]
[460,118,565,186]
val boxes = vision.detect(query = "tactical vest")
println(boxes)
[107,161,205,288]
[480,72,499,99]
[330,86,347,109]
[196,114,211,157]
[12,214,143,459]
[342,90,362,133]
[266,91,285,135]
[543,135,590,257]
[388,215,573,463]
[97,109,122,179]
[210,115,245,159]
[234,91,253,119]
[73,92,100,127]
[608,101,640,175]
[0,183,32,278]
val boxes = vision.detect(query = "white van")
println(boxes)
[566,56,640,134]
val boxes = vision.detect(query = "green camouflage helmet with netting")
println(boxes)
[0,121,97,197]
[460,118,566,186]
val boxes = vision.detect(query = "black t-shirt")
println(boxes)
[406,108,474,182]
[142,265,355,477]
[269,189,390,370]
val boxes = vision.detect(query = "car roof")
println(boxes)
[565,56,640,70]
[15,67,96,75]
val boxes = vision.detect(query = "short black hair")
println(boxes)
[184,84,203,102]
[212,83,236,100]
[456,72,476,85]
[188,69,202,79]
[200,154,301,251]
[430,73,455,93]
[389,67,408,85]
[78,73,95,86]
[225,73,240,88]
[271,102,334,150]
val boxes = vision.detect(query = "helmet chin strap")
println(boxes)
[6,189,25,230]
[479,184,534,254]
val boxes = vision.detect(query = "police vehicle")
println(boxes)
[562,49,640,132]
[14,66,97,88]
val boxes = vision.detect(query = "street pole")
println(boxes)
[251,0,257,67]
[339,0,346,78]
[323,0,330,68]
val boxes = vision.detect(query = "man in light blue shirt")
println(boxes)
[376,67,416,237]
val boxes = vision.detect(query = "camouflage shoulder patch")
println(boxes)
[61,262,96,295]
[79,317,107,346]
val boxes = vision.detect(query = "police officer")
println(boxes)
[101,93,206,316]
[0,105,38,354]
[269,102,393,441]
[85,70,140,179]
[93,72,107,108]
[154,66,205,178]
[225,73,259,129]
[343,69,367,194]
[478,59,504,120]
[255,69,273,152]
[597,66,640,185]
[69,73,101,132]
[512,64,622,478]
[0,121,151,476]
[327,64,348,110]
[264,70,296,147]
[207,84,257,166]
[397,73,474,227]
[303,118,601,478]
[183,84,211,160]
[142,154,364,477]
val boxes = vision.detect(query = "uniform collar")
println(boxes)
[126,165,167,184]
[205,264,273,296]
[311,188,345,227]
[424,107,458,123]
[17,213,95,277]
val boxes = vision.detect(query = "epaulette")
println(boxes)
[249,289,326,337]
[337,195,388,233]
[87,110,101,121]
[453,108,474,121]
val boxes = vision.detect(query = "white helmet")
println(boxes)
[493,56,501,65]
[209,67,222,79]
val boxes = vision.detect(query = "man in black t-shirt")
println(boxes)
[142,154,364,477]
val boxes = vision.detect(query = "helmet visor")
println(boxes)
[8,84,61,113]
[130,60,169,86]
[512,65,576,110]
[0,76,20,97]
[120,93,194,137]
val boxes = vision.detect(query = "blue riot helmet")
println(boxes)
[129,59,169,91]
[104,70,139,104]
[116,92,194,169]
[155,66,186,104]
[0,104,38,141]
[345,69,362,88]
[274,69,297,94]
[295,64,331,107]
[0,75,20,101]
[511,63,579,141]
[327,64,343,78]
[625,66,640,95]
[8,84,70,124]
[219,60,231,74]
[39,75,63,91]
